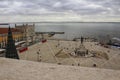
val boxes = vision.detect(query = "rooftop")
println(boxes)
[0,28,20,34]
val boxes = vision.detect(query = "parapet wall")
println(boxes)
[0,58,120,80]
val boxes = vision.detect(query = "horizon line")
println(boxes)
[0,21,120,24]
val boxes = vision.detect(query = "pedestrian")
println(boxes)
[72,64,74,66]
[93,64,97,67]
[37,52,39,55]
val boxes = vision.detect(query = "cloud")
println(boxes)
[0,0,120,22]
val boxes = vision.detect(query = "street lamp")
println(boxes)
[37,51,41,62]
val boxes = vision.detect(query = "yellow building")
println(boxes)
[0,28,23,48]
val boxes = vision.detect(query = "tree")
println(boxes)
[5,26,19,59]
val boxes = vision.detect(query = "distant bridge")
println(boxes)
[0,23,9,25]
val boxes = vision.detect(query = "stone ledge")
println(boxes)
[0,58,120,80]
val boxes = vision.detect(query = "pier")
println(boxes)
[36,32,65,34]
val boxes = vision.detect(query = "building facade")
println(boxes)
[15,24,35,45]
[0,28,23,48]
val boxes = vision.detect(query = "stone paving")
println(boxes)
[19,40,120,70]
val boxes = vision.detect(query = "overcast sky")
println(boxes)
[0,0,120,22]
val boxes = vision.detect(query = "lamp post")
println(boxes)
[37,52,39,61]
[37,49,41,62]
[37,51,41,62]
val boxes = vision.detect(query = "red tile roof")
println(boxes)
[0,28,21,34]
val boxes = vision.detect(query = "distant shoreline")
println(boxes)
[0,22,120,24]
